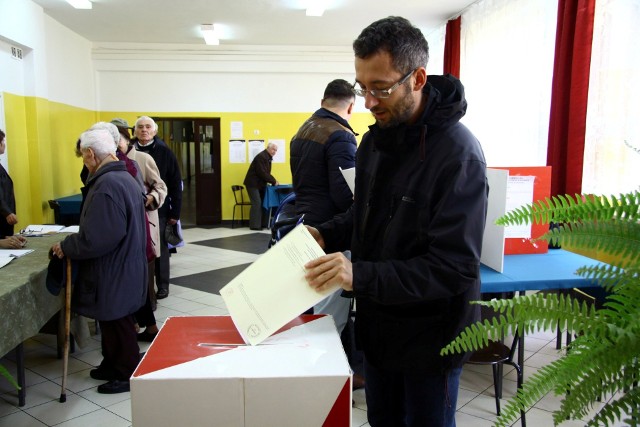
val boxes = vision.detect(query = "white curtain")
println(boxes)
[459,0,558,167]
[425,24,446,76]
[582,0,640,195]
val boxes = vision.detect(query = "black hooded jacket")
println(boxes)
[317,74,489,374]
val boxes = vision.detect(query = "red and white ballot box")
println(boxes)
[131,315,352,427]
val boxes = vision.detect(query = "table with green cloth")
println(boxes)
[0,234,64,406]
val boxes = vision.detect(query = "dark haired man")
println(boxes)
[304,16,489,426]
[290,78,360,383]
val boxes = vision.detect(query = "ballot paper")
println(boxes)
[0,257,13,269]
[220,224,338,346]
[339,166,355,195]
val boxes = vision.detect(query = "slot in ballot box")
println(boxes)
[131,315,352,427]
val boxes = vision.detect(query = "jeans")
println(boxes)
[364,356,461,427]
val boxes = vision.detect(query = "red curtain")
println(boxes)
[443,17,461,77]
[546,0,596,196]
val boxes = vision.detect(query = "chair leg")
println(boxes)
[492,364,501,416]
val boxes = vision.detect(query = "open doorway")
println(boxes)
[154,118,221,227]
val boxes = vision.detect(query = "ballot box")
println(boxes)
[131,315,352,427]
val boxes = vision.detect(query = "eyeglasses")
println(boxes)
[352,69,416,99]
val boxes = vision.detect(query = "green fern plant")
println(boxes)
[0,363,20,391]
[442,191,640,426]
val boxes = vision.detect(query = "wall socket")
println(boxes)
[11,46,23,60]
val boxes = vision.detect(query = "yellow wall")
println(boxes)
[3,92,96,227]
[5,95,374,225]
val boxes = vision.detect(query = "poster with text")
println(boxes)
[229,139,246,163]
[248,140,265,162]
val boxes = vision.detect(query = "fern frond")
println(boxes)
[587,383,640,427]
[496,191,640,227]
[0,364,19,390]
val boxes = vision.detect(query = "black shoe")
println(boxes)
[97,379,130,394]
[137,330,158,342]
[156,289,169,299]
[90,366,116,381]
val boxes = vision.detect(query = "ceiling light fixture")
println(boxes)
[65,0,92,9]
[201,24,219,45]
[305,5,325,17]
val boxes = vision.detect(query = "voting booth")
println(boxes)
[131,315,352,427]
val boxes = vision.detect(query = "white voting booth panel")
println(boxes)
[131,315,352,427]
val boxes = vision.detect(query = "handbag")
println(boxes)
[164,221,184,247]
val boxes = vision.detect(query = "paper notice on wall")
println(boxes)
[504,175,535,238]
[248,140,265,162]
[269,139,285,163]
[229,139,247,163]
[230,121,243,139]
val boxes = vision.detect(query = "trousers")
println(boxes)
[364,356,461,427]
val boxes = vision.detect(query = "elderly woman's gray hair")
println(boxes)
[79,129,117,158]
[90,122,121,146]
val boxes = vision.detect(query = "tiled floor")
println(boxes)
[0,226,621,426]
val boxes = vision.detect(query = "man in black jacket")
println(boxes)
[304,17,488,427]
[290,78,357,337]
[132,116,182,299]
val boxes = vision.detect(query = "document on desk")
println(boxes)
[220,224,337,346]
[0,249,34,258]
[0,257,13,269]
[21,225,65,236]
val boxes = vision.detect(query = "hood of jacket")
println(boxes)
[369,74,468,157]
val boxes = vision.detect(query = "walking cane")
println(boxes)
[59,257,72,403]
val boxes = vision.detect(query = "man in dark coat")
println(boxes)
[51,128,148,394]
[0,129,18,238]
[243,143,278,230]
[290,78,357,336]
[304,17,488,427]
[132,116,182,299]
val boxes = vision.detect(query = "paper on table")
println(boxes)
[21,225,65,236]
[339,166,355,195]
[59,225,80,233]
[0,257,13,269]
[0,249,34,258]
[220,224,337,346]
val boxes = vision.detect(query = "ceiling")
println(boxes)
[31,0,477,47]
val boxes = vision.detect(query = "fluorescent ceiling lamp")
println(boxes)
[201,24,219,45]
[65,0,92,9]
[306,5,324,16]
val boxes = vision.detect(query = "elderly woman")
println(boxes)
[51,128,147,394]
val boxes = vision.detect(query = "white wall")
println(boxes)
[43,14,96,110]
[0,0,96,109]
[93,43,360,113]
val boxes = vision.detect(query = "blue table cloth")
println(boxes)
[262,184,293,210]
[480,249,603,294]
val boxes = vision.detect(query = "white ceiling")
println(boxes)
[31,0,477,47]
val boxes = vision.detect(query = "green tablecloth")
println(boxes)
[0,234,65,358]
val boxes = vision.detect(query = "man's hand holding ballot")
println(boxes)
[303,225,353,293]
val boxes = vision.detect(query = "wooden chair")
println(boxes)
[231,185,251,228]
